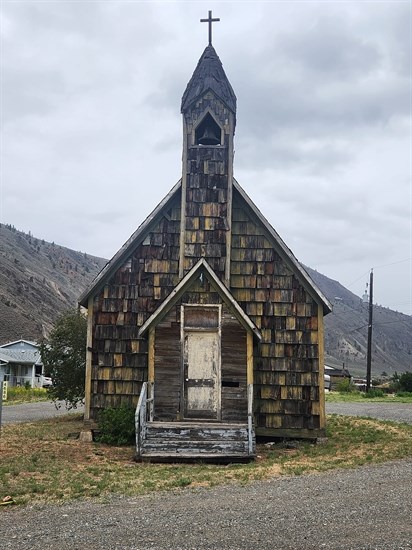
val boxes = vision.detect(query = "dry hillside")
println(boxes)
[0,224,106,343]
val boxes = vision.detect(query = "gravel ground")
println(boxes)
[1,401,411,548]
[1,401,84,424]
[0,459,411,549]
[326,402,412,424]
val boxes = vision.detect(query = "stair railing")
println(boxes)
[247,383,255,455]
[135,382,147,457]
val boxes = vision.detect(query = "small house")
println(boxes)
[0,340,43,388]
[79,19,332,460]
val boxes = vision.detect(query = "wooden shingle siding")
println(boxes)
[89,200,181,420]
[182,95,232,281]
[231,191,321,434]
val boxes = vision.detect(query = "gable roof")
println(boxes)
[0,348,42,365]
[0,339,38,349]
[138,258,262,340]
[181,45,237,114]
[78,180,182,307]
[233,180,332,315]
[79,179,331,314]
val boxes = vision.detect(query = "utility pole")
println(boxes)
[366,269,374,392]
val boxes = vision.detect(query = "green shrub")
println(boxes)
[398,372,412,392]
[336,379,357,393]
[363,388,385,398]
[396,391,412,398]
[96,406,135,446]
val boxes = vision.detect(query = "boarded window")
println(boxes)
[183,306,219,329]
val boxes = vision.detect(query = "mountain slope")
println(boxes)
[0,224,106,343]
[305,266,412,377]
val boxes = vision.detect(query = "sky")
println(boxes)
[1,1,411,315]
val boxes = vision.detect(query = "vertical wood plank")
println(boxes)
[179,118,189,279]
[84,296,94,421]
[148,327,155,383]
[318,306,326,430]
[224,121,234,287]
[247,330,254,386]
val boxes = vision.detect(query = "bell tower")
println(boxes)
[179,11,236,286]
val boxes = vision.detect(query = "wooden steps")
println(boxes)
[138,421,255,462]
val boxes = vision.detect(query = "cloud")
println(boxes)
[1,1,410,315]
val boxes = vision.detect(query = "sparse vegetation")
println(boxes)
[363,389,385,398]
[4,387,49,405]
[326,391,412,404]
[0,413,411,506]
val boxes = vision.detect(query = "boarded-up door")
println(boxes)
[182,305,221,419]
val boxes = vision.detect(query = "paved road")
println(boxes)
[2,400,411,425]
[1,400,84,424]
[0,459,411,549]
[326,401,412,424]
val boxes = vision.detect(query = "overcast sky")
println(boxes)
[1,1,411,315]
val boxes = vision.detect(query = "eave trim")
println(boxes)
[78,180,182,307]
[138,258,262,341]
[233,179,332,315]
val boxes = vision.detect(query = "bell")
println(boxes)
[198,126,220,146]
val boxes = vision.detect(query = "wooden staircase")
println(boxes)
[135,383,256,462]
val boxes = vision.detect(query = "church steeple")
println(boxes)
[179,15,236,286]
[181,45,237,117]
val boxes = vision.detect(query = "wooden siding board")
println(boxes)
[231,193,322,435]
[89,204,181,420]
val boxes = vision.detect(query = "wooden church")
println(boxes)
[79,13,332,460]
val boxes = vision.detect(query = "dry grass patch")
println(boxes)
[0,413,411,506]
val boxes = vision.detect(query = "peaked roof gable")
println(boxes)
[138,258,262,340]
[233,180,332,315]
[0,339,38,350]
[79,180,182,307]
[79,179,331,314]
[181,45,237,114]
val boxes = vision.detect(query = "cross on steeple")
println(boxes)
[200,10,220,46]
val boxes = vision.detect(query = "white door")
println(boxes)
[184,330,220,419]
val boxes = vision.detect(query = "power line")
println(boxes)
[373,258,411,270]
[345,258,411,290]
[346,270,370,288]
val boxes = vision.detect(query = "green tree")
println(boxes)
[398,372,412,392]
[39,309,87,409]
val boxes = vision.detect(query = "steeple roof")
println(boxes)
[181,45,237,114]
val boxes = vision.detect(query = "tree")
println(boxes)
[39,309,87,409]
[398,372,412,392]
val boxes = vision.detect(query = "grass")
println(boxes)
[3,387,50,406]
[325,391,412,404]
[0,413,411,506]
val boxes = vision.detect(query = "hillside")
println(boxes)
[0,224,106,343]
[305,266,412,377]
[0,224,410,378]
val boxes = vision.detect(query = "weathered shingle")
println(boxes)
[181,46,237,114]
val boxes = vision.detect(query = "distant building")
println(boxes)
[0,340,44,388]
[325,364,352,390]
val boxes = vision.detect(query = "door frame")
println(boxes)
[180,304,222,421]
